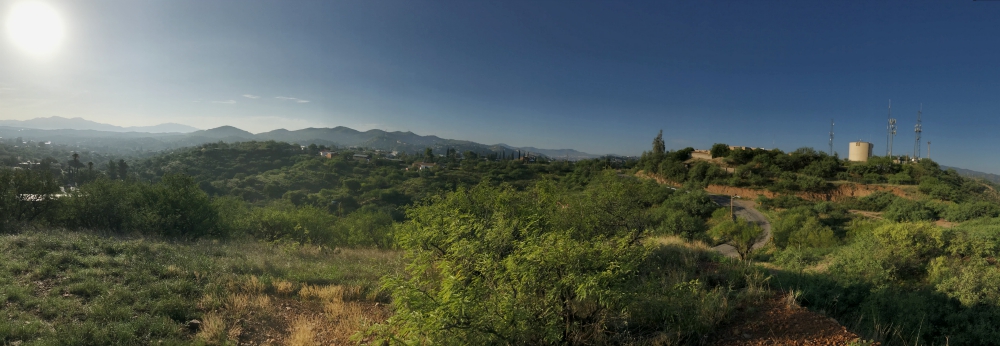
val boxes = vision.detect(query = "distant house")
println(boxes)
[319,150,335,158]
[353,154,371,162]
[410,162,436,171]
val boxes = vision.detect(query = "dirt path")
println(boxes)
[709,195,772,258]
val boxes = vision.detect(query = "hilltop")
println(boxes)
[0,117,604,160]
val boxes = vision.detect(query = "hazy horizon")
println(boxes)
[3,1,1000,172]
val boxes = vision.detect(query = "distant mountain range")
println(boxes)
[0,116,200,133]
[943,166,1000,184]
[0,117,603,160]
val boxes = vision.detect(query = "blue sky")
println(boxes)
[2,1,1000,173]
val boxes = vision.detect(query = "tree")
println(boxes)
[424,147,434,163]
[117,159,129,180]
[710,143,731,158]
[107,160,118,179]
[652,130,666,155]
[379,179,651,344]
[710,217,764,261]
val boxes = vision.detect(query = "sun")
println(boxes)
[5,1,64,57]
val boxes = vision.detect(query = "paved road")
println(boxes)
[709,195,772,258]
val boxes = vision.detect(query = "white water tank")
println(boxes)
[848,141,873,162]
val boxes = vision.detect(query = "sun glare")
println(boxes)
[5,1,64,57]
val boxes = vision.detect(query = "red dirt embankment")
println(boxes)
[636,171,910,202]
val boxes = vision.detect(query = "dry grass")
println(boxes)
[196,312,227,344]
[199,281,391,345]
[649,235,713,250]
[274,279,296,295]
[286,317,317,346]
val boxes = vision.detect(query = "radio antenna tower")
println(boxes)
[886,100,897,157]
[829,119,835,156]
[913,104,922,160]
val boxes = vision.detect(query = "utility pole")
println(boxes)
[914,104,922,160]
[829,119,835,156]
[886,100,897,158]
[927,141,931,160]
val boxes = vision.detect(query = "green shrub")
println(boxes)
[846,191,899,212]
[380,181,650,344]
[943,202,1000,222]
[882,198,936,222]
[772,207,838,249]
[653,209,706,240]
[0,168,61,231]
[62,175,220,239]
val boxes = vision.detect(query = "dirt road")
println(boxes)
[709,195,771,258]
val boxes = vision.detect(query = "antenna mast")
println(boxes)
[829,119,835,156]
[914,104,922,160]
[886,100,897,157]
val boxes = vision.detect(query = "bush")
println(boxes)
[0,168,61,231]
[710,143,731,158]
[772,207,838,249]
[883,198,936,222]
[830,222,945,285]
[380,181,651,344]
[846,191,899,212]
[653,209,706,240]
[943,202,1000,222]
[63,175,221,239]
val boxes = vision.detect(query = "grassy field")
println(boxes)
[0,229,402,345]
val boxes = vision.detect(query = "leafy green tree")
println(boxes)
[423,147,434,163]
[652,129,666,155]
[380,179,650,344]
[106,159,118,179]
[709,217,764,261]
[672,147,695,161]
[117,159,129,180]
[710,143,731,158]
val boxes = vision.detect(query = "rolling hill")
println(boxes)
[0,118,604,160]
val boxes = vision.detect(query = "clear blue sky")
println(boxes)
[2,1,1000,173]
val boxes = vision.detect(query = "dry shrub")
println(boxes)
[784,289,802,309]
[227,293,252,315]
[225,292,272,317]
[198,293,220,311]
[286,317,317,346]
[273,279,296,295]
[254,294,272,311]
[196,312,227,344]
[298,284,366,303]
[243,275,265,294]
[165,264,183,277]
[324,300,392,343]
[227,325,243,342]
